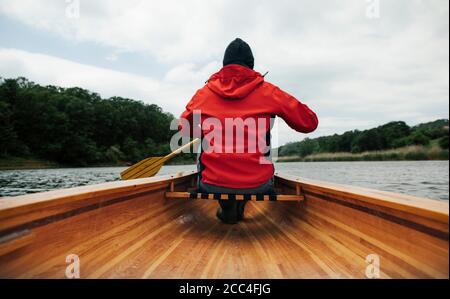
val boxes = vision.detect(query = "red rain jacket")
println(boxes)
[180,64,318,189]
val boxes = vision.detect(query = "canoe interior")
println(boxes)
[0,171,448,279]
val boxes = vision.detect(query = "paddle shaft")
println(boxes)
[164,138,200,160]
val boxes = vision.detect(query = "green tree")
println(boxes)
[439,135,449,149]
[0,101,17,156]
[0,77,177,166]
[409,131,430,146]
[298,138,320,157]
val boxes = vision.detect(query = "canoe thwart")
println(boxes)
[165,192,304,202]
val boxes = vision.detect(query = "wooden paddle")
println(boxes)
[120,138,200,180]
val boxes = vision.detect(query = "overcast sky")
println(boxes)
[0,0,448,145]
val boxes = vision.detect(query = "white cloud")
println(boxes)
[0,0,448,145]
[105,52,119,62]
[0,48,186,113]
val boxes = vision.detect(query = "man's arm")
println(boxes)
[272,87,318,133]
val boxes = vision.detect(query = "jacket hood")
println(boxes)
[207,64,264,100]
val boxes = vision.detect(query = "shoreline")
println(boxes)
[1,146,448,170]
[277,145,449,163]
[276,158,449,163]
[0,157,197,171]
[1,158,448,171]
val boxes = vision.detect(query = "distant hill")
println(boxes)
[278,119,449,159]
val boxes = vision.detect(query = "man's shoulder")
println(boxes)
[191,84,212,99]
[261,81,294,98]
[261,80,285,92]
[257,81,281,96]
[262,80,276,88]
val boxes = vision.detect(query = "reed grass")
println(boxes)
[0,156,61,170]
[277,145,449,162]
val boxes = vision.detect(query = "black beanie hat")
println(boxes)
[223,38,254,70]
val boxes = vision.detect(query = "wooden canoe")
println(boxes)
[0,171,448,279]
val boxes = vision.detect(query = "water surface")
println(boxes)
[0,161,448,200]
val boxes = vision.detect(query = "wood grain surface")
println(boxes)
[0,171,448,278]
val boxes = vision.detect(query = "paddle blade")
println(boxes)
[120,157,166,180]
[120,139,200,180]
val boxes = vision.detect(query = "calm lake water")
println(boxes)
[0,161,448,200]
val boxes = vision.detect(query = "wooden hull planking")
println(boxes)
[0,171,448,279]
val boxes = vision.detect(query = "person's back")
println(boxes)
[180,38,318,223]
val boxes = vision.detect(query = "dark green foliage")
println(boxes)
[408,131,431,146]
[439,135,449,150]
[404,151,429,161]
[0,77,177,166]
[0,101,18,156]
[279,119,449,158]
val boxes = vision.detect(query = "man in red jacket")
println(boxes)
[180,38,318,224]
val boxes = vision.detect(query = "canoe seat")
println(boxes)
[165,192,304,202]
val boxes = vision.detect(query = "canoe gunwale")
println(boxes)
[0,171,448,279]
[276,173,449,239]
[276,173,449,223]
[0,170,447,239]
[0,171,198,236]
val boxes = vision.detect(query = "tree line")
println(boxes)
[1,77,448,166]
[0,77,176,166]
[279,119,449,158]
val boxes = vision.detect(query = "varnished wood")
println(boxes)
[0,171,447,278]
[0,230,34,256]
